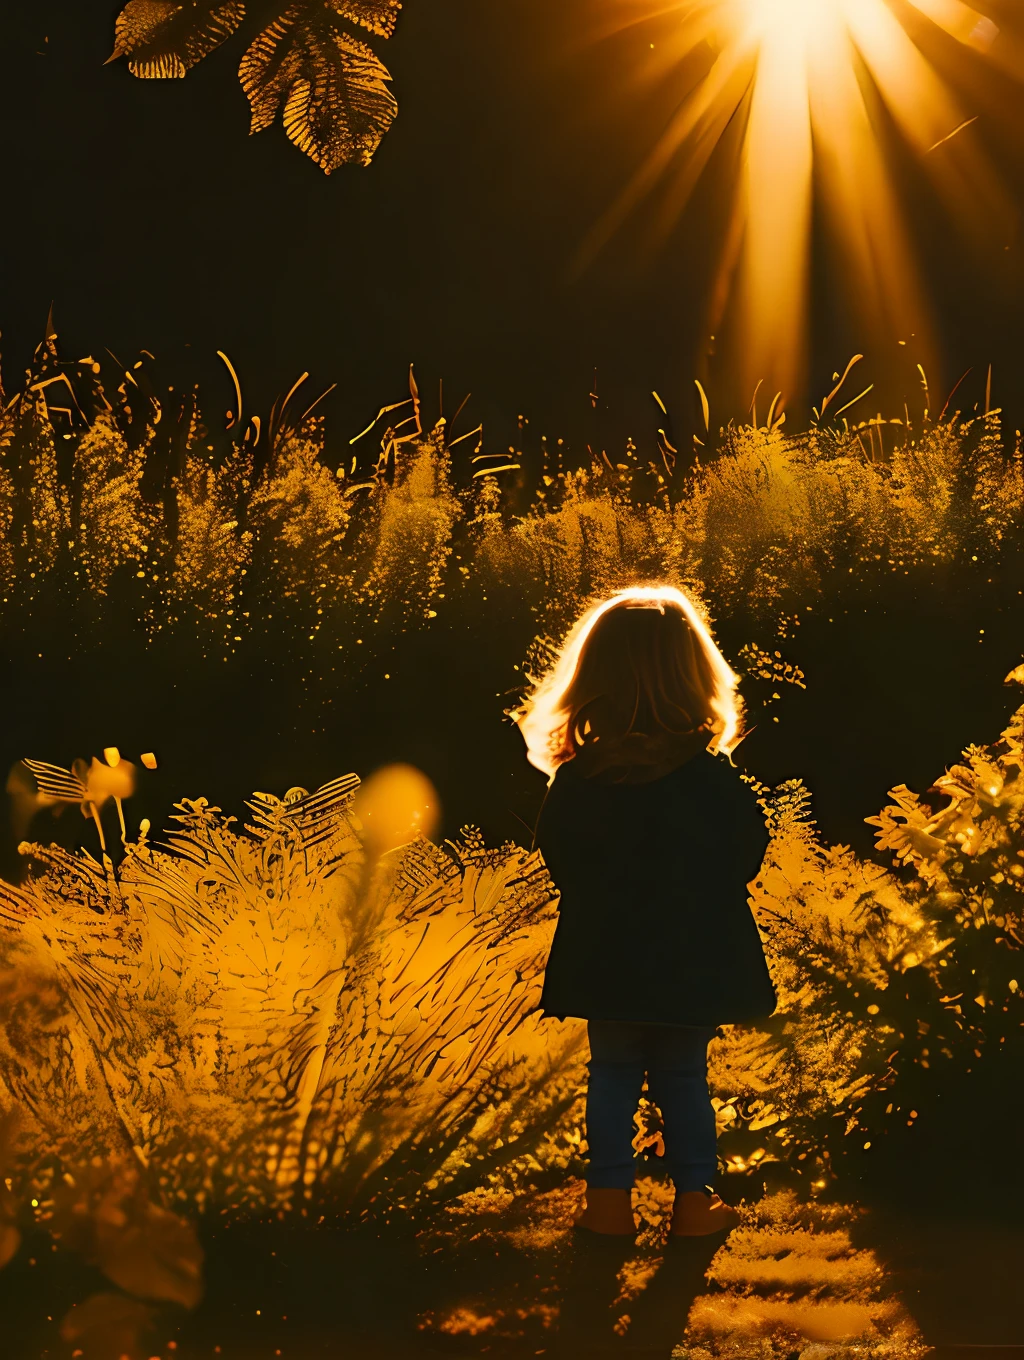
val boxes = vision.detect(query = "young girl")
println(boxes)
[517,586,776,1237]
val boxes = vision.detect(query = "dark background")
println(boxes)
[2,2,1024,861]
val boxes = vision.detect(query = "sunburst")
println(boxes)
[586,0,1019,410]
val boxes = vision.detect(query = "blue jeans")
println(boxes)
[585,1020,718,1192]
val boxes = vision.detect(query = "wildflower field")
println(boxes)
[0,333,1022,1356]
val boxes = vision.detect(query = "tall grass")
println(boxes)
[3,334,1021,659]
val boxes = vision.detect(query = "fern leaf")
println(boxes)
[327,0,402,40]
[247,773,360,849]
[21,759,86,805]
[111,0,247,78]
[239,6,397,171]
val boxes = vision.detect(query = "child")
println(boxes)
[517,587,776,1237]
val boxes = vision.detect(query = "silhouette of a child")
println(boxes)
[517,588,776,1237]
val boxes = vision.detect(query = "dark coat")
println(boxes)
[534,749,777,1027]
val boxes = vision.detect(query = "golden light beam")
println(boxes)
[737,0,816,398]
[590,0,1018,407]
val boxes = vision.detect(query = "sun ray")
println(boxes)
[590,0,1020,404]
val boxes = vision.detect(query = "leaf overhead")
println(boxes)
[111,0,247,77]
[110,0,403,170]
[240,6,398,171]
[327,0,403,40]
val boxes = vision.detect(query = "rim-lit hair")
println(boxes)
[516,585,743,781]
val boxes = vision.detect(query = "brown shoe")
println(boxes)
[670,1190,741,1237]
[574,1186,636,1235]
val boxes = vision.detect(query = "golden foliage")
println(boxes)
[666,413,1020,620]
[0,699,1017,1360]
[3,344,1023,1230]
[4,698,1022,1230]
[475,468,666,619]
[360,429,462,619]
[111,0,246,78]
[866,694,1024,904]
[240,6,398,171]
[4,341,1021,669]
[707,695,1024,1186]
[162,449,250,629]
[76,412,153,599]
[0,773,583,1223]
[110,0,402,171]
[242,430,353,637]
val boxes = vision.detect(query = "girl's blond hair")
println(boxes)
[515,585,743,781]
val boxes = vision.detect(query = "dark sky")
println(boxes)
[3,2,1024,451]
